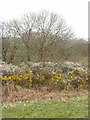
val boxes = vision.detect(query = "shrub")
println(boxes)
[64,69,88,90]
[1,61,89,91]
[50,73,66,90]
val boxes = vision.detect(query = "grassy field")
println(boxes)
[2,94,88,118]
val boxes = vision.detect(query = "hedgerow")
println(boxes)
[2,66,89,90]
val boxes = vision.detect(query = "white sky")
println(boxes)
[0,0,89,40]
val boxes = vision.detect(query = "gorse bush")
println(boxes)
[32,70,53,87]
[64,69,88,90]
[2,67,34,88]
[2,65,89,90]
[51,73,66,90]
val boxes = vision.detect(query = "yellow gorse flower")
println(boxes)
[51,73,64,82]
[2,76,8,80]
[68,73,75,78]
[21,67,29,72]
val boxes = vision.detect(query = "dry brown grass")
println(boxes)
[2,85,88,102]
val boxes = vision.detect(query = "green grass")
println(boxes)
[2,95,88,118]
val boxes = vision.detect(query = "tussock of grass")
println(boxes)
[2,95,88,118]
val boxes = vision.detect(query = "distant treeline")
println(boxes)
[0,11,88,66]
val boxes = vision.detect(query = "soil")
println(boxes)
[1,85,88,102]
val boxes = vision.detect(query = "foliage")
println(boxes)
[2,67,33,88]
[2,65,89,90]
[64,69,88,90]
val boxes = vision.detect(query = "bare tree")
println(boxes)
[17,11,74,62]
[34,11,74,62]
[0,21,11,61]
[16,13,37,61]
[0,11,74,63]
[0,20,20,62]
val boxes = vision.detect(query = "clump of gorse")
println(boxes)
[1,60,89,90]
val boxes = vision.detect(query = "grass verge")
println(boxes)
[2,94,88,118]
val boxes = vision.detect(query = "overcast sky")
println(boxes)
[0,0,89,40]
